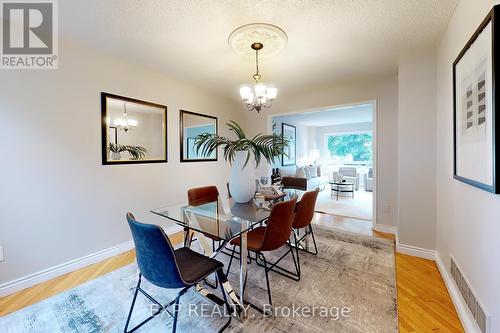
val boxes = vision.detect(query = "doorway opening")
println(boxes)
[270,102,376,223]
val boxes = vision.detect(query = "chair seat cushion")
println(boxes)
[174,247,223,284]
[229,226,266,251]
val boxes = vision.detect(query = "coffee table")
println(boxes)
[330,181,355,200]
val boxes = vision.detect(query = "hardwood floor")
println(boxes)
[397,253,463,333]
[0,214,463,333]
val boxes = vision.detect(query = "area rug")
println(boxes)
[0,227,397,333]
[315,188,373,221]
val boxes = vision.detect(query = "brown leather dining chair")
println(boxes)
[187,185,221,246]
[288,188,320,278]
[225,197,297,312]
[254,188,320,281]
[187,186,223,288]
[188,185,219,205]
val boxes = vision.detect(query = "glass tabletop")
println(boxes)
[151,191,301,241]
[151,197,270,241]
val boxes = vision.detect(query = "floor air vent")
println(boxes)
[450,257,489,333]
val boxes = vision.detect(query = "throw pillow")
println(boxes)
[296,167,306,178]
[304,166,311,180]
[307,165,318,178]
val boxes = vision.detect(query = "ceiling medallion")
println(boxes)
[228,23,288,58]
[229,23,287,113]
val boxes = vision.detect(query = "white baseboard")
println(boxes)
[0,241,134,298]
[435,254,482,333]
[0,225,181,298]
[372,224,397,235]
[396,243,436,260]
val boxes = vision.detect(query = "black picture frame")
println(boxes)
[453,5,500,193]
[101,92,168,165]
[179,110,218,162]
[282,123,296,166]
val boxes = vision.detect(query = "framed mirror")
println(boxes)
[180,110,218,162]
[101,92,167,165]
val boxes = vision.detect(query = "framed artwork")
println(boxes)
[282,123,296,166]
[179,110,218,162]
[101,93,167,165]
[453,6,500,193]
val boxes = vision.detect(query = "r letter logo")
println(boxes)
[1,0,58,69]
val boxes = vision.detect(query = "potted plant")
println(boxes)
[194,121,288,203]
[108,143,148,160]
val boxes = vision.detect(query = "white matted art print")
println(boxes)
[282,123,296,166]
[453,10,498,193]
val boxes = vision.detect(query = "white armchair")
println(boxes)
[365,167,374,192]
[334,166,359,190]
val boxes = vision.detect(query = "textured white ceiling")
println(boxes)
[60,0,458,100]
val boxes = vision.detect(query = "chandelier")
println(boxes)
[113,101,137,132]
[239,42,278,113]
[229,23,286,113]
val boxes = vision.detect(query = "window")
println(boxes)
[326,133,372,165]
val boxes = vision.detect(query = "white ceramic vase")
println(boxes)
[229,151,256,203]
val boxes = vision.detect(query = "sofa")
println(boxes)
[281,165,329,191]
[333,166,359,190]
[365,167,374,191]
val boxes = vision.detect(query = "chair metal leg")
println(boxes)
[215,268,233,332]
[309,224,319,255]
[204,277,218,289]
[203,240,220,289]
[240,252,273,315]
[124,274,169,333]
[226,245,237,277]
[124,275,142,333]
[292,225,319,256]
[204,242,218,289]
[253,239,301,281]
[171,292,182,333]
[172,286,192,333]
[288,237,299,278]
[293,232,301,276]
[262,254,273,313]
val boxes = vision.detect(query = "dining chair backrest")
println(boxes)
[292,188,319,229]
[259,197,297,252]
[126,213,186,289]
[187,186,219,205]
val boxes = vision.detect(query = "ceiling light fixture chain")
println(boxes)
[252,42,262,82]
[239,41,277,113]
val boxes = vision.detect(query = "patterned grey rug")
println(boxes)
[0,227,397,333]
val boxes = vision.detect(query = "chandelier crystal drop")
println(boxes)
[113,101,138,132]
[239,42,278,113]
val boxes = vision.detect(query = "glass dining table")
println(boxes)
[151,190,301,314]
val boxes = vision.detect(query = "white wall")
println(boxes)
[397,48,437,250]
[242,75,398,228]
[436,0,500,331]
[0,41,242,285]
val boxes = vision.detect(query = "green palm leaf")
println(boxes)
[194,121,289,167]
